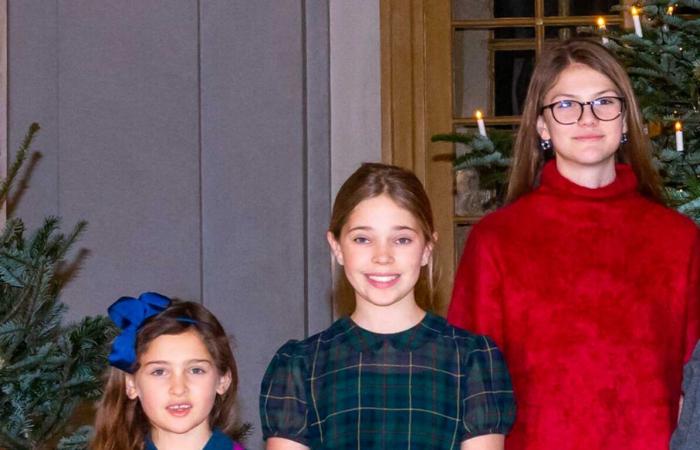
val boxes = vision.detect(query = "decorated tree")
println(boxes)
[0,124,114,450]
[608,0,700,220]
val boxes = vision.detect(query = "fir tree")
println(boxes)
[435,1,700,223]
[0,124,114,450]
[608,0,700,220]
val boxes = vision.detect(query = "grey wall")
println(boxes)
[329,0,381,198]
[8,1,335,447]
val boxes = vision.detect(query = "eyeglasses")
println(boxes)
[541,96,625,125]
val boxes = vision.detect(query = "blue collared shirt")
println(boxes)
[145,428,237,450]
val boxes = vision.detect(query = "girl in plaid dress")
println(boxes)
[260,163,516,449]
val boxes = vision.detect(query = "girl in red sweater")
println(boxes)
[448,38,700,450]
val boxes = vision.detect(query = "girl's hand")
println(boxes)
[461,433,505,450]
[266,437,310,450]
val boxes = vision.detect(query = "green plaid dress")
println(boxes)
[260,312,515,449]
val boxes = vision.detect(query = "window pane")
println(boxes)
[494,28,534,39]
[494,50,535,116]
[453,29,492,118]
[454,30,536,118]
[568,1,620,16]
[452,0,492,20]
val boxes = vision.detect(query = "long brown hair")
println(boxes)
[91,301,243,450]
[329,163,438,314]
[507,37,664,203]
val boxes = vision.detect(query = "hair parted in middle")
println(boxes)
[507,37,664,204]
[91,300,244,450]
[329,162,438,315]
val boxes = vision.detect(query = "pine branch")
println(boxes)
[0,123,40,206]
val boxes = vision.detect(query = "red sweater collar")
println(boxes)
[539,160,638,200]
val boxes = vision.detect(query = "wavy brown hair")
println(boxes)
[91,301,243,450]
[329,163,438,315]
[507,37,664,203]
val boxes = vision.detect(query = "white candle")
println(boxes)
[675,121,684,152]
[597,17,609,45]
[475,110,487,137]
[631,6,643,37]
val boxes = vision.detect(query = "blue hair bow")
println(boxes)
[107,292,171,373]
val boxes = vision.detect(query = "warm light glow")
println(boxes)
[668,5,674,15]
[475,110,483,120]
[675,121,682,132]
[597,17,606,28]
[631,6,639,16]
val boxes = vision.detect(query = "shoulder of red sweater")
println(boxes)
[473,194,536,230]
[635,198,699,236]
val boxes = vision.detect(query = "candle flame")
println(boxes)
[675,121,682,132]
[597,17,606,28]
[667,5,674,15]
[631,6,639,16]
[475,110,483,120]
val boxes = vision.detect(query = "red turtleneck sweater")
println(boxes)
[448,161,700,450]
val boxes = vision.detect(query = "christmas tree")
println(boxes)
[0,124,114,450]
[608,0,700,220]
[435,0,700,223]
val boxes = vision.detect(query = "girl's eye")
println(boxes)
[352,236,370,244]
[556,100,573,109]
[594,97,613,105]
[396,237,412,245]
[190,367,206,375]
[150,368,166,376]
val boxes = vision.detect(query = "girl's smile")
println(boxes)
[365,273,401,288]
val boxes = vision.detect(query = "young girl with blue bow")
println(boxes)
[91,292,246,450]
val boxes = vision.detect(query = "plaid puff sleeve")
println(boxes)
[461,334,516,440]
[259,340,309,444]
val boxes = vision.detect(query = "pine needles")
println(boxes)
[0,124,115,450]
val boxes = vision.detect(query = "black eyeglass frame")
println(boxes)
[540,96,626,125]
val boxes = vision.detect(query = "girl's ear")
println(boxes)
[421,235,437,267]
[326,231,344,266]
[216,370,233,395]
[125,374,139,400]
[536,115,550,140]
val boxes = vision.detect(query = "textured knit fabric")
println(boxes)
[672,340,700,450]
[448,161,700,450]
[144,428,244,450]
[259,312,515,449]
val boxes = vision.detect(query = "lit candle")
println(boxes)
[631,6,643,37]
[475,110,487,137]
[667,5,674,15]
[597,17,609,44]
[675,121,684,152]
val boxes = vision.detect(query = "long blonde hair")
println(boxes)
[91,301,243,450]
[329,163,438,315]
[507,38,664,203]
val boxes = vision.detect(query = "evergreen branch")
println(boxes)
[0,123,40,206]
[678,196,700,213]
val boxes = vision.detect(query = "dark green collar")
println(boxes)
[338,312,445,353]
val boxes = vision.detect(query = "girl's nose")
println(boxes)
[169,374,188,396]
[372,244,394,264]
[578,103,598,125]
